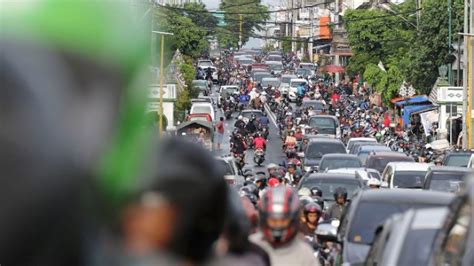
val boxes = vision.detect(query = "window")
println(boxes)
[440,200,471,265]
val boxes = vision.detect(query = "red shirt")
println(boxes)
[383,115,391,128]
[253,137,266,150]
[216,121,225,134]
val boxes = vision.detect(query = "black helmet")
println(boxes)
[312,196,325,210]
[310,186,323,197]
[333,187,348,201]
[299,195,314,209]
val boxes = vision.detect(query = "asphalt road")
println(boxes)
[210,85,285,173]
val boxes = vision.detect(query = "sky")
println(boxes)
[202,0,277,48]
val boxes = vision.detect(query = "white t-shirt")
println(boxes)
[250,231,320,266]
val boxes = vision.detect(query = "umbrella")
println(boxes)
[321,64,345,73]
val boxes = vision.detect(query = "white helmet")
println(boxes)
[238,115,243,120]
[298,187,311,197]
[367,178,381,187]
[266,163,279,170]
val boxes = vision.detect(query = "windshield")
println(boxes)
[367,156,414,173]
[255,73,272,82]
[320,158,362,171]
[444,154,472,167]
[240,59,253,65]
[189,116,209,122]
[428,172,468,193]
[397,229,439,266]
[191,106,211,114]
[308,117,337,134]
[393,171,426,188]
[199,61,212,67]
[296,69,311,76]
[348,202,440,245]
[281,76,296,84]
[262,80,281,87]
[306,142,346,159]
[242,112,263,119]
[300,179,362,200]
[269,64,283,71]
[290,81,307,87]
[348,140,376,151]
[300,64,314,69]
[216,160,235,175]
[267,56,282,61]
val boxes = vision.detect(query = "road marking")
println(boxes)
[264,103,278,128]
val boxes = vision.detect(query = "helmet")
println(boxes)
[258,186,300,246]
[303,202,322,216]
[268,178,280,187]
[287,162,296,169]
[267,163,279,170]
[238,115,243,120]
[367,178,381,188]
[312,196,325,210]
[298,187,311,197]
[333,187,348,201]
[310,186,323,197]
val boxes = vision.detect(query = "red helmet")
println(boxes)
[258,186,300,247]
[268,177,280,187]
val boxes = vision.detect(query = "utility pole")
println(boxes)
[448,0,453,85]
[461,0,470,148]
[291,0,296,52]
[309,6,314,62]
[335,0,340,83]
[239,14,243,50]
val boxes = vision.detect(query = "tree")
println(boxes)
[182,2,218,34]
[404,0,464,92]
[219,0,270,48]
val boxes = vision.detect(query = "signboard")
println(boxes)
[149,84,176,100]
[437,86,463,103]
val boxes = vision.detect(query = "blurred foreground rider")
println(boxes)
[120,139,228,265]
[250,186,320,266]
[1,0,149,264]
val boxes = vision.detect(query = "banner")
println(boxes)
[420,110,437,136]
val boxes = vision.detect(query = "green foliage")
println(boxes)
[219,0,270,48]
[282,36,292,53]
[175,89,192,112]
[215,27,238,49]
[179,63,196,88]
[182,2,218,32]
[363,63,403,104]
[155,6,209,59]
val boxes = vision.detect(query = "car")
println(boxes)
[288,78,308,101]
[306,115,341,139]
[356,145,392,165]
[299,62,316,71]
[349,142,385,155]
[319,154,363,172]
[336,189,454,265]
[190,102,215,121]
[365,207,449,266]
[468,154,474,168]
[422,166,473,193]
[346,137,377,153]
[443,150,474,167]
[279,74,297,95]
[265,61,284,76]
[266,54,282,62]
[191,79,209,95]
[296,173,365,211]
[327,168,381,183]
[303,138,346,172]
[239,109,263,124]
[218,85,239,106]
[365,151,415,174]
[253,71,272,85]
[295,68,312,79]
[216,156,245,188]
[191,96,214,106]
[301,100,325,114]
[381,162,432,189]
[260,77,281,89]
[197,59,213,68]
[186,113,212,122]
[236,57,254,67]
[429,175,473,266]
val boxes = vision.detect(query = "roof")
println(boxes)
[290,78,308,82]
[358,145,391,152]
[386,162,433,172]
[309,115,338,119]
[307,173,357,180]
[349,137,377,142]
[394,95,431,107]
[308,137,344,144]
[322,154,359,159]
[402,104,436,125]
[261,77,280,81]
[241,109,263,113]
[428,166,474,173]
[367,151,410,158]
[358,189,454,204]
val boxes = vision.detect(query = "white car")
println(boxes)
[279,74,297,95]
[327,167,381,183]
[288,78,308,102]
[190,102,215,122]
[346,137,377,153]
[197,59,213,68]
[381,162,432,189]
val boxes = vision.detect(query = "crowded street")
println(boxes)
[2,0,474,266]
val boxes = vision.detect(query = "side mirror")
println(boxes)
[381,181,389,188]
[315,220,340,243]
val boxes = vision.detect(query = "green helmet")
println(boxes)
[375,132,383,141]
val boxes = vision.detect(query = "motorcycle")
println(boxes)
[233,153,245,175]
[246,134,254,150]
[253,148,265,166]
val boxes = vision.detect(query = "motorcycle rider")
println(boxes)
[284,162,303,185]
[284,131,297,155]
[327,187,348,220]
[246,115,258,135]
[250,186,320,266]
[235,115,246,131]
[254,133,267,151]
[299,202,322,237]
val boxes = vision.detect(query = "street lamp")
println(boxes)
[152,30,174,135]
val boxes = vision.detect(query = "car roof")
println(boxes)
[386,162,433,171]
[357,189,454,204]
[446,150,474,155]
[306,173,358,180]
[349,137,377,142]
[281,74,297,77]
[221,85,239,88]
[358,145,391,152]
[309,115,338,119]
[290,78,308,82]
[321,154,359,159]
[241,109,263,113]
[428,166,474,173]
[367,151,410,158]
[261,77,280,81]
[308,138,344,144]
[191,102,213,107]
[302,99,325,104]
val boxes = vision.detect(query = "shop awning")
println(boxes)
[402,104,436,126]
[395,95,430,107]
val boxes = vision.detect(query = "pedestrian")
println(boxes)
[216,117,225,150]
